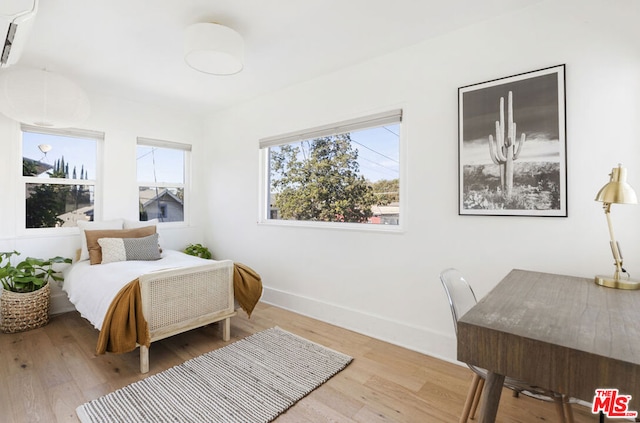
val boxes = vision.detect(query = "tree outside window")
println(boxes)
[264,114,401,227]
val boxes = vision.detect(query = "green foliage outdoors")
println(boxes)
[184,244,212,259]
[0,251,71,293]
[270,134,378,223]
[370,178,399,204]
[24,156,92,228]
[22,158,38,176]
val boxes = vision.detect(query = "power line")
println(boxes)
[382,126,399,137]
[137,147,157,161]
[358,156,399,175]
[352,139,399,164]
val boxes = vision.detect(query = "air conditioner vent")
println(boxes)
[1,22,17,65]
[0,0,38,68]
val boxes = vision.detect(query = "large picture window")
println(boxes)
[260,110,402,228]
[137,137,190,223]
[22,126,101,229]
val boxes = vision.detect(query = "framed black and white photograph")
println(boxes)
[458,65,567,216]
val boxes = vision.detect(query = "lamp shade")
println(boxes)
[184,23,244,75]
[0,67,90,128]
[595,164,638,205]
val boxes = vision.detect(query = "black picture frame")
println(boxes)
[458,65,567,216]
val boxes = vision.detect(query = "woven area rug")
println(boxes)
[76,327,352,423]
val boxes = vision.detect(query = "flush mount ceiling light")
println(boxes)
[0,67,90,128]
[184,22,244,75]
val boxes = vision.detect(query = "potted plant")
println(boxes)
[0,251,71,333]
[184,243,212,259]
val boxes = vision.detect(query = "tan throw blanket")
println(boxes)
[96,278,150,355]
[234,262,263,318]
[97,263,263,355]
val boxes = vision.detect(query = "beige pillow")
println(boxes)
[77,219,124,261]
[85,226,156,265]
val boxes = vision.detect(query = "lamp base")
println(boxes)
[594,275,640,290]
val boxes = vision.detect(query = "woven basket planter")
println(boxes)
[0,283,50,333]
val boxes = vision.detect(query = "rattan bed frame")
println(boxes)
[137,259,236,373]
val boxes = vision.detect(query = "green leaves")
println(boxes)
[184,244,212,260]
[0,251,72,293]
[270,134,377,223]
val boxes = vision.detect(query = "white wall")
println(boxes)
[0,92,207,260]
[202,0,640,363]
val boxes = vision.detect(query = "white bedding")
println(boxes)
[63,250,214,331]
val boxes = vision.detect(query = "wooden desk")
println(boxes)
[457,269,640,423]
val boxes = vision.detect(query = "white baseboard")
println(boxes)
[261,286,460,366]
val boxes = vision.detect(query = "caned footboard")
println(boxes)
[138,260,236,372]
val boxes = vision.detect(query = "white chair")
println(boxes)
[439,268,574,423]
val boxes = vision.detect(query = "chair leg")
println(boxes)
[469,377,484,420]
[563,396,574,423]
[460,373,481,423]
[553,394,567,423]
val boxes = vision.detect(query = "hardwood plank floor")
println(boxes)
[0,302,608,422]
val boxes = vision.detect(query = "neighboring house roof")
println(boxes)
[58,206,93,227]
[23,157,53,176]
[139,188,184,207]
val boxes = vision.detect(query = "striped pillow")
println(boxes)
[98,233,161,264]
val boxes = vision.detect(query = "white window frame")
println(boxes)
[136,137,191,226]
[19,124,104,235]
[258,109,406,232]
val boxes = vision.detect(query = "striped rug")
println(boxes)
[76,327,353,423]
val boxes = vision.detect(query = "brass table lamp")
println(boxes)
[594,164,639,289]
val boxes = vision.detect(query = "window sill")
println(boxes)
[257,219,404,234]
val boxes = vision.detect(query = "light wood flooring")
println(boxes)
[0,302,610,422]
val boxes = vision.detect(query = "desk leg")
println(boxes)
[478,371,505,423]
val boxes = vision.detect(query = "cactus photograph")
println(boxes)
[458,65,566,216]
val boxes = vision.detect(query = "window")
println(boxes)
[21,125,101,229]
[259,110,402,228]
[137,137,190,223]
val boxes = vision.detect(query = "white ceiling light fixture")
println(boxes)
[0,67,90,128]
[184,22,244,75]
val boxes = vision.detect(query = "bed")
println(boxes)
[63,221,261,373]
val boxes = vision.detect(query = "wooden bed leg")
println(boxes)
[222,317,231,341]
[140,345,150,374]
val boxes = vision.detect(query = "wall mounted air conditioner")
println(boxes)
[1,0,38,68]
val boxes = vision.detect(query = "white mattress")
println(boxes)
[63,250,213,330]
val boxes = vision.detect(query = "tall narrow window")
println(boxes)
[21,125,101,229]
[260,110,402,228]
[136,138,190,223]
